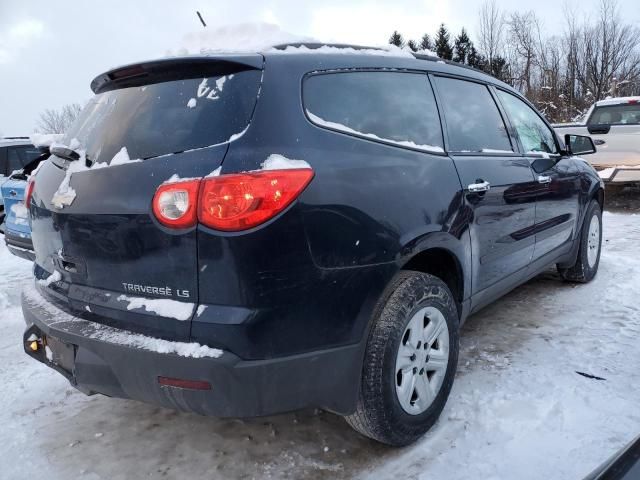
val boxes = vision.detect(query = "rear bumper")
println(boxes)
[5,231,34,261]
[21,283,362,417]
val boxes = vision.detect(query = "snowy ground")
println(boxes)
[1,203,639,479]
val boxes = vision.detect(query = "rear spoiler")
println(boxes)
[90,54,264,94]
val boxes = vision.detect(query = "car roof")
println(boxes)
[595,96,640,107]
[265,42,514,89]
[0,137,33,148]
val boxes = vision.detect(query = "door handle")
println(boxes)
[468,180,491,193]
[9,190,17,196]
[538,175,552,184]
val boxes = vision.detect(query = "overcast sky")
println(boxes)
[1,0,638,135]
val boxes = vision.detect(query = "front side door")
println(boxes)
[495,89,581,261]
[432,76,538,301]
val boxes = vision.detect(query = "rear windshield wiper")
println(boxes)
[50,145,81,162]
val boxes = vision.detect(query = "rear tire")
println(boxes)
[345,271,459,446]
[558,199,602,283]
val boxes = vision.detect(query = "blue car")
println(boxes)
[0,138,41,225]
[1,147,47,260]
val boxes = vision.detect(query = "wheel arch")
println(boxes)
[397,233,470,321]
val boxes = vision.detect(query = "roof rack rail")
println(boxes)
[2,136,30,140]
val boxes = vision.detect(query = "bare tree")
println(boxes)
[506,11,538,94]
[478,0,504,67]
[577,0,640,100]
[36,103,82,134]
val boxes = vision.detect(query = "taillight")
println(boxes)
[25,177,36,208]
[152,180,200,228]
[199,169,314,231]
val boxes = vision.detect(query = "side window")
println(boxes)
[433,76,513,153]
[17,146,42,164]
[496,90,558,155]
[7,148,24,173]
[588,104,640,125]
[303,71,444,152]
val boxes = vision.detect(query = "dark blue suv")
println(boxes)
[22,45,603,446]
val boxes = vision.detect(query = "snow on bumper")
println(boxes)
[21,283,362,416]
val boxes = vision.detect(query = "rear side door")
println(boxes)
[431,76,538,303]
[495,89,580,261]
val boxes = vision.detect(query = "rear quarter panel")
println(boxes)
[193,55,471,359]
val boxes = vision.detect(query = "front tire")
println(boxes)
[345,272,459,446]
[558,199,602,283]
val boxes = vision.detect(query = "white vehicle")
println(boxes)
[554,97,640,187]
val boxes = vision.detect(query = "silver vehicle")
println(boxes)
[554,97,640,188]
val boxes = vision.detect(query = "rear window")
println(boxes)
[63,71,262,164]
[303,71,444,152]
[433,76,513,153]
[588,103,640,125]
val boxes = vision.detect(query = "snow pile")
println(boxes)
[30,133,63,148]
[37,270,61,287]
[21,283,222,359]
[413,48,439,57]
[109,147,141,166]
[186,98,197,108]
[50,139,107,208]
[306,111,444,153]
[50,142,141,208]
[270,44,414,58]
[261,154,311,170]
[207,166,222,177]
[197,75,233,101]
[91,329,223,359]
[168,22,314,56]
[481,148,513,154]
[10,202,29,225]
[168,22,413,58]
[116,294,194,321]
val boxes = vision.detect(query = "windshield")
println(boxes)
[588,103,640,125]
[63,70,262,164]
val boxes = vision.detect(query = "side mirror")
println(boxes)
[565,134,597,156]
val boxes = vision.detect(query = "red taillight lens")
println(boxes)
[199,169,314,231]
[25,177,36,208]
[152,180,200,228]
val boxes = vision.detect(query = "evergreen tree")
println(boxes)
[434,24,453,60]
[388,30,405,48]
[490,56,511,83]
[453,28,472,64]
[467,44,480,68]
[407,39,418,52]
[419,33,433,51]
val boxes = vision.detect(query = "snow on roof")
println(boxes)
[595,96,640,107]
[167,22,315,56]
[30,133,63,148]
[268,43,414,58]
[0,137,32,147]
[166,22,421,59]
